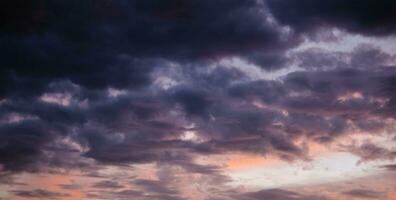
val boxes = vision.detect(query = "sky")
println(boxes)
[1,0,396,199]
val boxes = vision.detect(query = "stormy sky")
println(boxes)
[1,0,396,199]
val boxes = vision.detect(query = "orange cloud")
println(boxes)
[14,173,83,200]
[389,192,396,200]
[226,154,279,171]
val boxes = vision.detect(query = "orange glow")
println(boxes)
[308,142,331,156]
[14,173,84,200]
[227,154,278,170]
[389,192,396,200]
[225,140,333,171]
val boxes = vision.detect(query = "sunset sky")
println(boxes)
[1,0,396,199]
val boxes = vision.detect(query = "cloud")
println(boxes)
[0,0,301,99]
[1,61,396,175]
[58,183,81,190]
[340,142,396,164]
[342,189,387,199]
[293,44,395,70]
[13,189,69,199]
[379,164,396,171]
[266,0,396,36]
[236,189,330,200]
[0,120,54,171]
[1,1,396,199]
[2,63,396,173]
[93,180,124,189]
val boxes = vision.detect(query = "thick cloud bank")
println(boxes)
[1,0,396,199]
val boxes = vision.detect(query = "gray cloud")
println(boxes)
[93,180,124,189]
[13,189,69,199]
[343,189,387,199]
[267,0,396,36]
[236,189,330,200]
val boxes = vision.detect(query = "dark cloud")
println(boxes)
[113,189,144,199]
[0,100,93,173]
[171,87,213,116]
[1,1,396,198]
[80,129,184,164]
[340,142,396,164]
[281,67,396,119]
[267,0,396,36]
[343,189,387,199]
[0,120,54,171]
[2,64,396,173]
[228,80,285,104]
[133,179,184,200]
[379,164,396,171]
[93,180,124,189]
[135,179,177,195]
[0,0,300,98]
[13,189,69,199]
[293,49,350,70]
[237,189,329,200]
[293,44,395,70]
[58,183,81,190]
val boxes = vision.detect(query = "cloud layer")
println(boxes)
[1,0,396,199]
